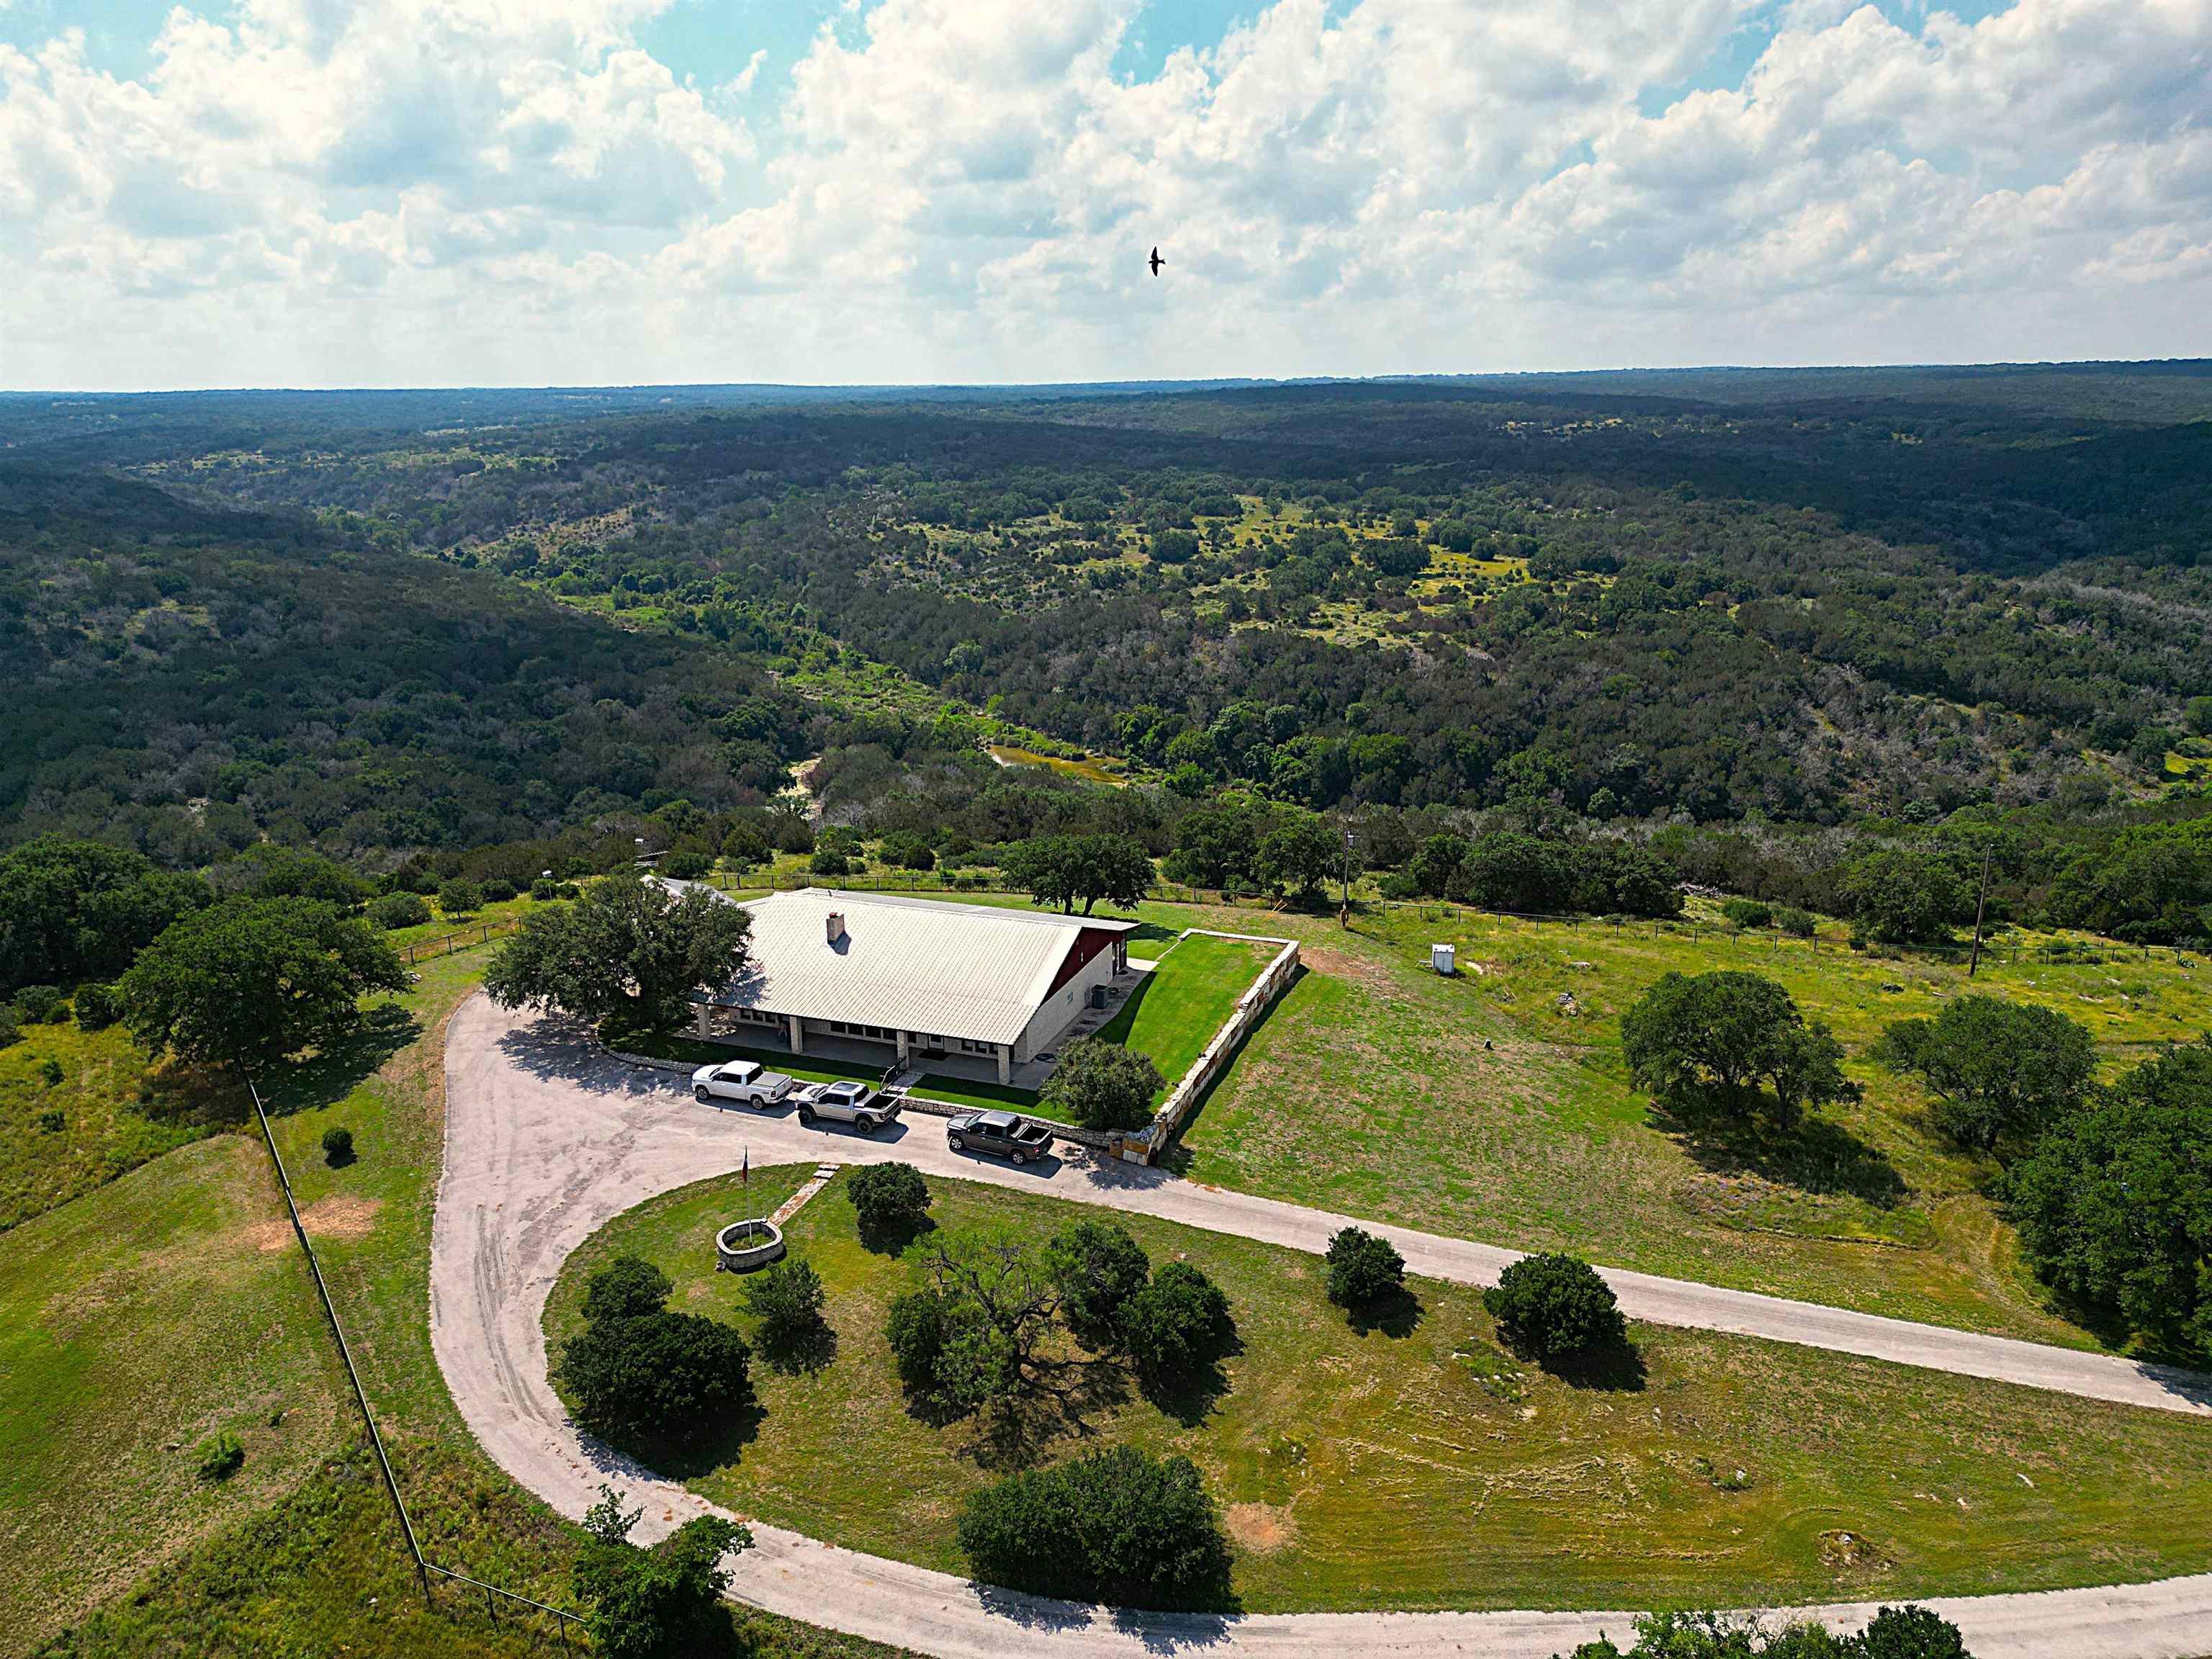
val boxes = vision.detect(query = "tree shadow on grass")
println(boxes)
[1345,1286,1424,1339]
[1134,1326,1244,1428]
[1544,1341,1648,1393]
[595,1397,767,1482]
[858,1212,938,1257]
[1653,1089,1907,1209]
[263,1001,423,1118]
[756,1316,838,1377]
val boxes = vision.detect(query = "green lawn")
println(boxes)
[1174,899,2212,1348]
[1099,932,1277,1099]
[546,1166,2212,1614]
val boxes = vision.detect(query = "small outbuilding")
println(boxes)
[688,887,1138,1084]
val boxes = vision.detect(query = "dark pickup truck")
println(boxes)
[945,1110,1054,1164]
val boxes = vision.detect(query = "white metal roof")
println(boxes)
[700,887,1136,1047]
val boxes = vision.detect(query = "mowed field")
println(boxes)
[1174,897,2211,1347]
[546,1165,2212,1614]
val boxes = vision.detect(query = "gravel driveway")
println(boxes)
[432,993,2212,1658]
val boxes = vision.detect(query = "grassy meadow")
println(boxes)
[1174,897,2210,1346]
[547,1165,2212,1614]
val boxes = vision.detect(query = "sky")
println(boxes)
[0,0,2206,390]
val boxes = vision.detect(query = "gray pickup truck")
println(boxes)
[793,1079,902,1134]
[945,1110,1054,1164]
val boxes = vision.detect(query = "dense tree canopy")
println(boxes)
[1875,997,2097,1153]
[955,1446,1233,1610]
[2006,1040,2212,1362]
[0,836,206,995]
[116,896,406,1075]
[484,871,753,1035]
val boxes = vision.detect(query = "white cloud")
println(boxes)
[1,0,2207,387]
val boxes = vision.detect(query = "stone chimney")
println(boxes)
[826,910,846,945]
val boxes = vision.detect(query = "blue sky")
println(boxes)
[1,0,2204,390]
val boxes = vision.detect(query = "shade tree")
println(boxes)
[484,869,752,1036]
[1874,996,2095,1153]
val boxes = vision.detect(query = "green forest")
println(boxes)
[5,364,2212,942]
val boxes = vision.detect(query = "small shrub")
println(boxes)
[529,877,560,902]
[955,1445,1231,1609]
[1324,1226,1406,1308]
[885,1287,950,1390]
[846,1162,931,1241]
[1044,1219,1150,1339]
[480,877,519,902]
[320,1125,355,1165]
[1040,1038,1164,1133]
[40,1057,66,1087]
[436,878,485,917]
[1120,1262,1231,1380]
[196,1431,245,1481]
[12,984,64,1022]
[1858,1605,1970,1658]
[660,850,711,881]
[1484,1252,1625,1362]
[743,1256,826,1346]
[73,981,122,1030]
[1774,906,1817,938]
[810,848,851,878]
[0,1017,18,1050]
[38,1109,64,1133]
[582,1255,674,1322]
[1722,898,1773,930]
[367,891,432,930]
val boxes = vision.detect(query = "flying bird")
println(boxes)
[1148,246,1165,276]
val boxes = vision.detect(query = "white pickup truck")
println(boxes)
[691,1059,796,1108]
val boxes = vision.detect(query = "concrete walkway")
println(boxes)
[432,995,2212,1658]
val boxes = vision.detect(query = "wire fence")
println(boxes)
[395,917,521,966]
[243,1078,585,1644]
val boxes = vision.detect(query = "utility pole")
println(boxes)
[1967,845,1993,978]
[1340,825,1354,929]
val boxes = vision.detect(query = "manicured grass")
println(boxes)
[0,1017,244,1232]
[913,1076,1044,1114]
[1174,899,2209,1347]
[1098,932,1277,1099]
[546,1166,2212,1614]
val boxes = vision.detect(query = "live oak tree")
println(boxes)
[1840,846,1972,945]
[1621,971,1856,1130]
[117,896,407,1076]
[1119,1260,1232,1381]
[0,835,207,996]
[956,1446,1233,1610]
[556,1255,754,1442]
[891,1231,1062,1413]
[1484,1252,1624,1364]
[1002,832,1154,914]
[846,1161,932,1243]
[1043,1218,1152,1339]
[1324,1226,1406,1308]
[1039,1037,1163,1133]
[483,870,752,1036]
[1875,995,2095,1153]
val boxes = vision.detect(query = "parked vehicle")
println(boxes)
[691,1059,797,1107]
[794,1079,901,1133]
[945,1110,1053,1164]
